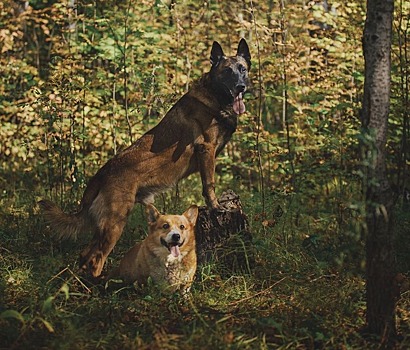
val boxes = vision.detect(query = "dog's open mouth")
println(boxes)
[233,92,245,115]
[160,238,185,257]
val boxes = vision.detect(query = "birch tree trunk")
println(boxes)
[362,0,400,345]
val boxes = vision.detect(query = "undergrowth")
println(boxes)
[0,189,409,350]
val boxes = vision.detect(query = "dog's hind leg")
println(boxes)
[79,218,127,278]
[80,198,134,277]
[79,189,136,277]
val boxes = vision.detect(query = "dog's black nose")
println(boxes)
[172,233,180,242]
[235,84,246,94]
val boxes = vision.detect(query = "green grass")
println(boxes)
[0,189,409,349]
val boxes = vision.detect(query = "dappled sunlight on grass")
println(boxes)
[1,194,408,349]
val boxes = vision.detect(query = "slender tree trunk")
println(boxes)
[362,0,399,345]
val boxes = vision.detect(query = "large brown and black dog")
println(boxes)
[39,39,251,278]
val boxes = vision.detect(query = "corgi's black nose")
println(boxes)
[172,233,180,242]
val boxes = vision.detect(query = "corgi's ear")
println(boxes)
[183,205,199,226]
[146,204,161,224]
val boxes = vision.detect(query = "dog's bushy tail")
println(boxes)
[38,199,86,241]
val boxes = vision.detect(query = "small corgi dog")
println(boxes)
[109,204,199,294]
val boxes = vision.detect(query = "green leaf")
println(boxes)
[0,309,25,323]
[37,317,55,333]
[60,283,70,300]
[42,296,55,313]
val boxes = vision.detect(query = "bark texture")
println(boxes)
[362,0,399,344]
[195,190,253,273]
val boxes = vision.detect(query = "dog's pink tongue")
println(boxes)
[233,93,245,115]
[170,245,180,257]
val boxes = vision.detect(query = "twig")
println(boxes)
[228,277,287,306]
[249,0,266,214]
[309,274,337,283]
[47,266,92,294]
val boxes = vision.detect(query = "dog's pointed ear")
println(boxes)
[237,38,251,69]
[210,41,225,67]
[146,204,161,224]
[183,205,199,226]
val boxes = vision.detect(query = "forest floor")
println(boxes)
[0,191,409,350]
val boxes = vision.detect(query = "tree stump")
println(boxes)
[195,190,254,274]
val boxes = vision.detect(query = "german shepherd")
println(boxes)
[109,204,198,294]
[39,39,251,278]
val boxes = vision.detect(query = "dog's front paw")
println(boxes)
[206,199,224,212]
[210,205,225,214]
[205,197,222,211]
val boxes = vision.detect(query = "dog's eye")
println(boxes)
[238,64,247,73]
[162,223,170,229]
[223,67,233,75]
[179,225,185,230]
